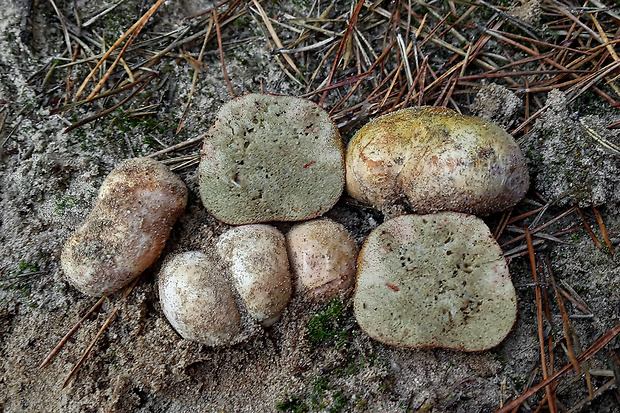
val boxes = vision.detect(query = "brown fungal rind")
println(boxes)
[217,224,292,327]
[158,251,243,345]
[345,106,529,216]
[353,212,517,351]
[198,93,345,225]
[286,218,358,301]
[61,158,188,296]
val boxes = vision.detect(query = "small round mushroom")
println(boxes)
[61,158,188,296]
[217,224,292,327]
[158,251,243,345]
[345,106,529,216]
[199,93,345,224]
[353,212,517,351]
[286,218,358,301]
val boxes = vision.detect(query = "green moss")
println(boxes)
[307,298,346,344]
[310,377,328,408]
[276,396,308,412]
[55,195,77,215]
[329,391,348,413]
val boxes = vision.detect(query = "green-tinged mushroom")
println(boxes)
[354,212,517,351]
[199,93,344,224]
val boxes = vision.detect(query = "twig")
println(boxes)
[39,297,106,368]
[63,277,140,388]
[496,323,620,413]
[213,10,235,98]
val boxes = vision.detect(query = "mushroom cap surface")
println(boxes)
[217,224,292,327]
[353,212,517,351]
[199,93,344,224]
[345,106,529,215]
[158,251,243,345]
[286,218,358,301]
[61,158,188,296]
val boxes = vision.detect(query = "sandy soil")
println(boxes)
[1,1,620,412]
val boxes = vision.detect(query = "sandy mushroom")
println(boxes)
[61,158,188,296]
[286,218,358,301]
[354,212,517,351]
[345,106,529,216]
[198,93,344,224]
[158,251,243,345]
[217,224,292,327]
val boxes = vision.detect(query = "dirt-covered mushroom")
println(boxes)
[354,212,517,351]
[61,158,188,296]
[345,106,529,216]
[199,93,344,224]
[158,251,243,345]
[217,224,292,327]
[286,218,358,301]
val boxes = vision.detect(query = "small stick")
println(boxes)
[39,296,106,368]
[501,207,577,248]
[63,277,139,388]
[74,0,164,101]
[213,10,235,98]
[576,206,603,249]
[176,17,214,135]
[64,75,155,134]
[592,205,614,255]
[525,230,556,413]
[319,0,366,106]
[546,255,580,375]
[496,322,620,413]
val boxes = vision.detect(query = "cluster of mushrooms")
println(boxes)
[61,93,529,352]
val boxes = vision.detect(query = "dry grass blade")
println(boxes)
[64,74,156,133]
[74,0,165,101]
[319,0,366,106]
[176,17,214,134]
[250,0,301,77]
[146,136,204,158]
[567,378,617,413]
[63,277,140,388]
[496,322,620,413]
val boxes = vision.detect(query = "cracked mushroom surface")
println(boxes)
[345,106,529,216]
[354,212,517,351]
[198,93,344,225]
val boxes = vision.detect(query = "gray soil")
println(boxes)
[1,1,620,413]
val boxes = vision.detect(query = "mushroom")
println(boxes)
[61,158,188,296]
[198,93,344,225]
[286,218,358,301]
[158,251,243,345]
[345,106,529,216]
[217,224,292,327]
[353,212,517,351]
